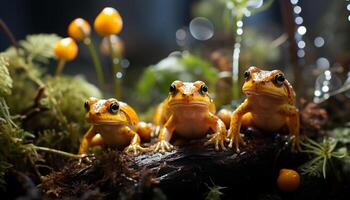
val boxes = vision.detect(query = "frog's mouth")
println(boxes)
[243,89,284,99]
[169,100,209,108]
[87,119,127,125]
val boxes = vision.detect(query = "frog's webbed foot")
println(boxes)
[227,129,246,152]
[152,140,174,153]
[205,132,226,151]
[124,144,147,156]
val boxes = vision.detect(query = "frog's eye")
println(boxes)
[274,74,285,86]
[200,84,208,94]
[109,102,120,114]
[84,101,90,111]
[169,84,177,94]
[244,70,250,81]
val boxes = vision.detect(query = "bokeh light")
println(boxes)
[189,17,214,41]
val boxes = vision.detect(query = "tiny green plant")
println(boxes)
[299,137,348,179]
[205,178,226,200]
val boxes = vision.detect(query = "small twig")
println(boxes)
[0,18,19,55]
[33,85,45,107]
[34,146,88,159]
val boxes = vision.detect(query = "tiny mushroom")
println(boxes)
[68,18,91,41]
[94,7,123,36]
[53,37,78,76]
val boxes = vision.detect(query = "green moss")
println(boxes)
[33,76,102,152]
[0,55,12,96]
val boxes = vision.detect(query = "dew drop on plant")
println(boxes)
[314,37,325,47]
[116,72,123,79]
[316,57,330,70]
[295,16,303,25]
[168,51,182,58]
[121,59,130,68]
[290,0,299,5]
[297,26,307,35]
[189,17,214,41]
[314,70,342,102]
[247,0,263,9]
[294,6,302,14]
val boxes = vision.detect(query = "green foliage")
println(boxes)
[0,55,12,96]
[2,34,62,113]
[332,127,350,144]
[299,137,348,179]
[34,76,102,152]
[19,34,60,64]
[136,53,218,107]
[205,179,226,200]
[0,98,39,190]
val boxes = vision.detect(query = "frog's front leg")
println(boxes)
[123,126,147,156]
[228,99,249,152]
[279,105,300,152]
[152,115,176,153]
[204,113,227,151]
[78,127,97,155]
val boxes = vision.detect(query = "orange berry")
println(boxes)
[54,37,78,61]
[277,169,301,192]
[68,18,91,41]
[94,7,123,36]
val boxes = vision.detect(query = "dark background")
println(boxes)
[0,0,332,84]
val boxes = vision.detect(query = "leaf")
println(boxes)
[0,55,13,96]
[20,34,61,63]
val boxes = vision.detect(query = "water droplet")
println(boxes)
[247,0,263,9]
[295,16,303,25]
[297,49,305,57]
[347,4,350,11]
[176,29,186,41]
[294,6,302,14]
[316,57,330,70]
[189,17,214,41]
[116,72,123,79]
[348,15,350,22]
[297,40,305,49]
[297,26,307,35]
[321,85,329,93]
[237,20,243,27]
[290,0,299,5]
[121,59,130,68]
[168,51,182,57]
[314,90,321,97]
[314,37,325,47]
[237,28,243,35]
[314,70,342,100]
[113,58,119,64]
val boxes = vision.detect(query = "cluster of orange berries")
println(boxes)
[54,7,123,65]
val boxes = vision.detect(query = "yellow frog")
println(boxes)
[78,97,151,155]
[227,66,300,152]
[152,80,227,153]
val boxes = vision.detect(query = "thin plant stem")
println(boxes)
[83,36,105,90]
[231,15,243,101]
[0,19,19,55]
[34,146,85,159]
[107,35,122,99]
[55,59,66,76]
